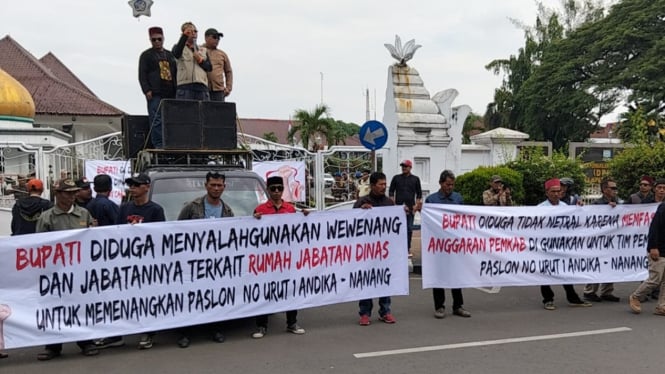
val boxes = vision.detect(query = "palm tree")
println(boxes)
[288,104,332,150]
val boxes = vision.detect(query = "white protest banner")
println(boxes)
[421,204,657,289]
[253,161,306,202]
[0,206,407,349]
[84,160,133,204]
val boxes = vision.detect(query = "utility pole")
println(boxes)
[365,88,370,122]
[320,72,324,104]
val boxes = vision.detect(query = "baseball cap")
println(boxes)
[26,179,44,192]
[205,28,224,38]
[55,178,80,192]
[490,175,503,183]
[400,160,413,167]
[125,173,151,185]
[75,177,91,189]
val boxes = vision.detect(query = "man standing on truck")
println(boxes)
[251,176,308,339]
[139,26,177,149]
[117,173,166,349]
[172,22,212,101]
[202,28,233,102]
[175,171,233,348]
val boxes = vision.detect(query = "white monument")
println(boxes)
[381,35,471,196]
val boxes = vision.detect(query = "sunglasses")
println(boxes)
[269,185,284,192]
[210,35,220,39]
[608,186,618,190]
[640,183,651,186]
[150,37,163,42]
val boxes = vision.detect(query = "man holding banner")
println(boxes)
[35,179,97,361]
[251,176,308,338]
[425,170,472,319]
[354,172,398,326]
[537,178,591,310]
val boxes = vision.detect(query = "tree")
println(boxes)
[262,132,278,143]
[462,112,484,144]
[287,104,332,151]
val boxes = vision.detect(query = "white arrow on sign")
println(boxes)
[363,127,386,145]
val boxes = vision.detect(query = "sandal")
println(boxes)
[37,349,61,361]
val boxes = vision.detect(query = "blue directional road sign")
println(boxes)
[359,120,388,151]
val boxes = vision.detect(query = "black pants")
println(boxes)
[256,310,298,328]
[45,340,93,353]
[433,288,464,310]
[541,285,583,304]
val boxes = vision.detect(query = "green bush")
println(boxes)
[505,148,586,205]
[456,166,523,205]
[608,142,665,199]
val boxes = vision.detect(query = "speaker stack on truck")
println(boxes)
[161,99,238,150]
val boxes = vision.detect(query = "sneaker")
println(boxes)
[434,308,446,319]
[138,334,153,350]
[94,336,124,349]
[544,301,556,311]
[584,293,602,302]
[287,324,305,335]
[629,295,642,314]
[252,326,267,339]
[359,315,371,326]
[568,300,592,307]
[654,307,665,316]
[453,307,471,317]
[378,313,396,324]
[601,294,620,302]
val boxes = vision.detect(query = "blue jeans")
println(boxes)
[406,211,414,251]
[176,88,210,101]
[209,90,226,102]
[147,95,163,148]
[359,297,391,317]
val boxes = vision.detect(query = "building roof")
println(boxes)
[238,118,361,147]
[0,35,124,117]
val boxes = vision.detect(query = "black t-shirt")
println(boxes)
[117,200,166,224]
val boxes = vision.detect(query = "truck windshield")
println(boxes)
[150,176,268,220]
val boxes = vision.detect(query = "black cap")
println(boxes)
[75,177,91,189]
[125,173,151,185]
[266,176,283,187]
[204,28,224,38]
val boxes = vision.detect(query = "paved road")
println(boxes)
[1,278,661,374]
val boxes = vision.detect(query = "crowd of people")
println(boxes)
[3,160,663,361]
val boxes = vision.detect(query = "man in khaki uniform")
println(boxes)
[202,28,233,101]
[35,178,95,361]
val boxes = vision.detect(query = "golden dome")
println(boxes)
[0,68,35,119]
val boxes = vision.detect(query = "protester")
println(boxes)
[629,199,665,316]
[35,179,96,360]
[10,178,52,236]
[628,175,655,204]
[559,177,582,205]
[584,176,620,302]
[482,175,512,206]
[74,177,92,210]
[354,172,397,325]
[425,170,472,319]
[538,178,592,310]
[176,171,233,347]
[356,169,371,199]
[388,160,422,258]
[202,28,233,102]
[172,22,212,101]
[117,173,166,349]
[654,178,665,203]
[88,174,123,350]
[251,176,308,338]
[138,26,177,148]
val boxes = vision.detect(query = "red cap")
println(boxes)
[640,175,654,185]
[544,178,560,191]
[400,160,413,167]
[26,179,44,192]
[149,27,163,36]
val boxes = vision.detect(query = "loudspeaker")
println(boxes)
[161,99,238,150]
[162,99,202,149]
[201,101,237,149]
[122,115,152,158]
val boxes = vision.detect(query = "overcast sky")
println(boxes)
[3,0,569,125]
